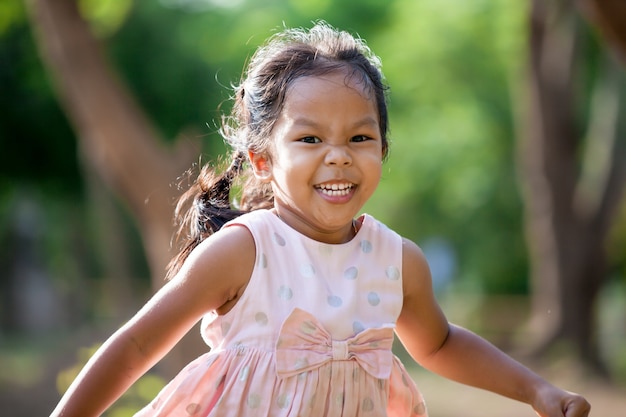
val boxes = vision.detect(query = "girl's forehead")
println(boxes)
[284,71,375,105]
[274,72,379,134]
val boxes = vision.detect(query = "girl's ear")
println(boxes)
[248,150,273,182]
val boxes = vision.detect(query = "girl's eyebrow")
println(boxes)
[291,116,379,129]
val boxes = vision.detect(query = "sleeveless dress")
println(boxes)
[135,209,427,416]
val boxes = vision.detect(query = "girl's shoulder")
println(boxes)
[222,209,276,242]
[398,235,434,305]
[359,216,430,292]
[222,208,274,228]
[174,219,257,312]
[361,215,424,263]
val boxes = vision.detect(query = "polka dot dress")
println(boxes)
[135,210,427,416]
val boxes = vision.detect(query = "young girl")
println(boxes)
[51,23,591,417]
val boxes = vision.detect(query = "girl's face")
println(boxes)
[250,70,383,244]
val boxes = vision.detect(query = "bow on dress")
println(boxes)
[275,308,394,379]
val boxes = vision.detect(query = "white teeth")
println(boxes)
[317,183,353,196]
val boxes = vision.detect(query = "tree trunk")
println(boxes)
[24,0,206,377]
[518,0,625,374]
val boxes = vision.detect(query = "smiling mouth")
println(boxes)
[315,183,355,197]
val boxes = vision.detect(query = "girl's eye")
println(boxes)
[300,136,321,144]
[351,135,371,143]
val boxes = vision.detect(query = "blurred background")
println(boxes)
[1,0,625,416]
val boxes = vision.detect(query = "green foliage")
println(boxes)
[365,0,530,293]
[79,0,134,37]
[0,335,46,387]
[0,0,24,36]
[0,20,81,195]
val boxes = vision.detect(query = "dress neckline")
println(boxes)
[262,209,368,247]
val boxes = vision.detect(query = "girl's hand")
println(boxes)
[532,384,591,417]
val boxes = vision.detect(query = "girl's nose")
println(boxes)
[324,145,352,166]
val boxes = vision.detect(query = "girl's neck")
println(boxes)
[271,208,360,244]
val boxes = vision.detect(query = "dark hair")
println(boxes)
[166,22,390,279]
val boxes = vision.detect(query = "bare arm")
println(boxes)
[395,238,590,417]
[51,225,256,417]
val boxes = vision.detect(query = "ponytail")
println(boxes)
[165,151,257,280]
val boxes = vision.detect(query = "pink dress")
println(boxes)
[135,209,427,416]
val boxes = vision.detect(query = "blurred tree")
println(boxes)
[519,0,625,373]
[24,0,199,286]
[23,0,202,375]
